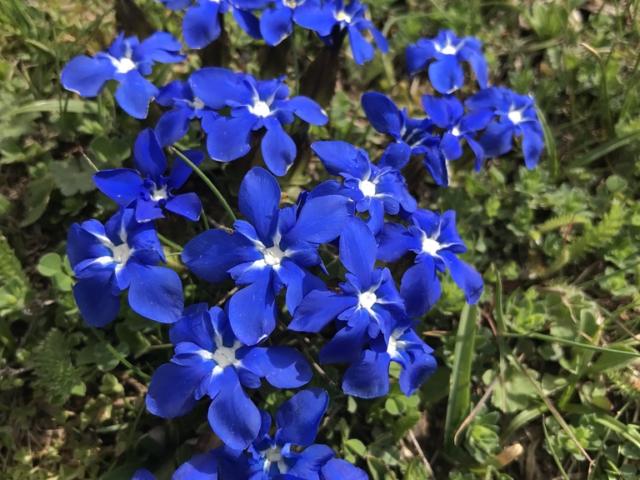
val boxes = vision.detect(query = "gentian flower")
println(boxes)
[466,87,544,169]
[131,469,155,480]
[406,30,488,94]
[67,208,184,327]
[378,209,483,317]
[342,324,436,399]
[259,0,324,46]
[190,68,328,175]
[422,94,493,170]
[61,32,184,119]
[154,79,215,146]
[360,92,449,186]
[291,218,411,397]
[146,304,312,450]
[311,140,416,233]
[171,389,367,479]
[182,167,350,345]
[160,0,261,49]
[94,129,203,222]
[297,0,388,65]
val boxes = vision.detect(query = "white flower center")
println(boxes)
[386,330,408,359]
[507,109,523,124]
[358,291,377,311]
[421,236,441,257]
[440,44,457,55]
[211,342,241,369]
[110,242,134,265]
[150,184,168,202]
[263,245,286,267]
[359,179,377,197]
[451,126,461,136]
[249,100,272,118]
[112,56,136,74]
[192,97,205,110]
[283,0,298,7]
[335,10,352,23]
[262,445,288,473]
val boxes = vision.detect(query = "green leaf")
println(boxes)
[36,252,62,277]
[19,174,54,227]
[49,158,96,196]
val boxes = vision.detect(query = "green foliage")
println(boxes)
[0,233,29,316]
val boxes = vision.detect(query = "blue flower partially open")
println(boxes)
[61,32,184,119]
[146,304,312,450]
[93,129,203,223]
[182,167,351,345]
[67,208,184,326]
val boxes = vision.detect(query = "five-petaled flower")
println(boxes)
[467,86,545,169]
[407,29,488,94]
[146,304,312,450]
[61,32,184,119]
[182,167,350,345]
[67,208,184,327]
[378,209,484,318]
[189,68,328,176]
[93,129,203,223]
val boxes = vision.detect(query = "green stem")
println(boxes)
[157,233,182,252]
[170,146,237,223]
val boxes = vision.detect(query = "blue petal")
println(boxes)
[440,250,483,305]
[406,39,436,75]
[182,229,255,283]
[239,166,281,242]
[319,311,370,364]
[398,351,437,396]
[232,8,263,39]
[146,361,207,418]
[127,264,184,324]
[261,117,296,176]
[285,195,350,244]
[422,147,449,186]
[376,222,413,263]
[428,57,464,94]
[521,123,544,169]
[155,107,192,147]
[311,140,361,176]
[285,96,328,125]
[136,32,184,63]
[73,271,120,327]
[167,149,204,189]
[361,92,402,136]
[134,199,164,223]
[134,128,167,179]
[190,67,251,109]
[155,79,191,107]
[257,346,312,388]
[183,1,221,49]
[400,259,441,317]
[260,6,293,46]
[61,55,114,97]
[379,142,411,170]
[93,169,143,206]
[165,192,202,221]
[293,4,336,36]
[479,121,513,157]
[204,114,256,162]
[348,26,375,65]
[321,459,369,480]
[288,444,335,478]
[289,290,356,333]
[276,388,328,447]
[228,268,276,345]
[208,369,261,450]
[441,132,463,160]
[342,350,391,399]
[461,46,489,89]
[466,136,485,171]
[339,218,376,288]
[114,70,159,119]
[131,469,156,480]
[172,452,218,480]
[421,95,451,128]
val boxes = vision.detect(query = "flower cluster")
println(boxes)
[61,8,544,478]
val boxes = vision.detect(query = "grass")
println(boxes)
[1,0,640,479]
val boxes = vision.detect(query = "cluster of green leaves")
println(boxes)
[1,0,640,479]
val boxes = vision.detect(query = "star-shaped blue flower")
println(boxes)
[61,32,184,119]
[189,68,328,176]
[258,0,325,46]
[67,208,184,327]
[93,129,203,223]
[182,167,351,345]
[378,209,484,317]
[466,86,544,169]
[146,304,312,450]
[407,29,488,94]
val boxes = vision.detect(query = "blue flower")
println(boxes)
[378,209,483,317]
[146,304,312,450]
[291,218,415,398]
[311,140,416,233]
[422,94,493,170]
[467,87,544,169]
[406,30,488,94]
[297,0,388,65]
[182,167,350,345]
[154,79,216,147]
[258,0,324,46]
[171,389,368,479]
[360,92,449,186]
[93,129,203,222]
[67,208,184,327]
[131,469,155,480]
[190,68,328,175]
[61,32,184,119]
[160,0,261,49]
